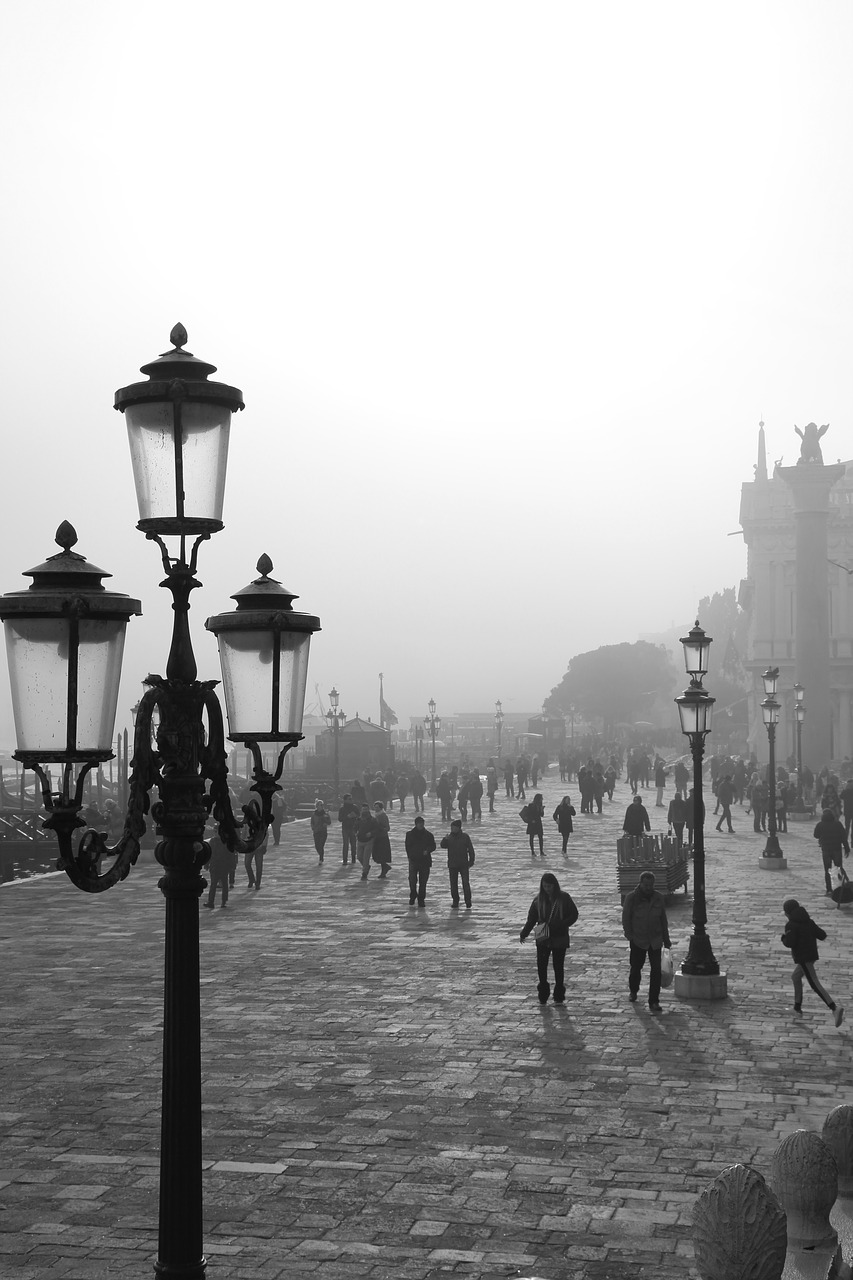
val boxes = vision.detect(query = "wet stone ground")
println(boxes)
[1,772,852,1278]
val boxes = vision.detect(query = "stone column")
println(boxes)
[839,688,852,763]
[779,462,845,770]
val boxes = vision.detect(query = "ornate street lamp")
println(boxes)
[673,621,725,996]
[324,686,346,802]
[495,699,504,756]
[0,327,321,1280]
[760,667,784,858]
[424,698,441,791]
[793,683,806,806]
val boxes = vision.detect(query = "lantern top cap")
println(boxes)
[229,555,299,612]
[23,521,112,586]
[115,324,244,413]
[680,619,713,647]
[137,323,219,382]
[0,522,142,618]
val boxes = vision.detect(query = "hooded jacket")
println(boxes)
[781,905,827,965]
[814,812,849,856]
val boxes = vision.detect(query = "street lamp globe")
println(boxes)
[679,620,713,682]
[329,686,339,710]
[794,682,805,704]
[675,686,715,737]
[761,697,780,727]
[796,703,806,724]
[0,523,141,762]
[114,324,244,536]
[762,666,780,698]
[205,555,321,743]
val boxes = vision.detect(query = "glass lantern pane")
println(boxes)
[4,618,70,752]
[125,401,231,524]
[77,620,127,751]
[217,629,312,738]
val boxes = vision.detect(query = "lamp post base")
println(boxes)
[758,856,788,871]
[674,970,728,1000]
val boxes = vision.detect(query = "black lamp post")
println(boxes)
[495,700,504,756]
[0,327,321,1280]
[424,699,441,792]
[674,621,720,977]
[570,704,576,746]
[794,683,805,806]
[325,687,345,802]
[760,667,784,857]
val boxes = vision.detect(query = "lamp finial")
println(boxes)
[55,521,78,553]
[170,323,188,350]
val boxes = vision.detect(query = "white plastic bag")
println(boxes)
[659,947,674,988]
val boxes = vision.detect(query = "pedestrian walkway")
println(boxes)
[1,773,851,1278]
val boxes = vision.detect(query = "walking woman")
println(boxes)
[552,795,576,854]
[525,792,546,857]
[310,799,331,864]
[372,801,392,878]
[519,873,579,1004]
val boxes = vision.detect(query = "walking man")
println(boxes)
[714,774,735,833]
[622,871,672,1012]
[440,818,475,909]
[405,814,436,907]
[814,807,850,895]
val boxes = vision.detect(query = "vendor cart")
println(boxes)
[617,834,690,903]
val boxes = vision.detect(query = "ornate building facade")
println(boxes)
[739,424,853,767]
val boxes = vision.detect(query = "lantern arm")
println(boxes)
[41,689,160,894]
[200,687,292,856]
[145,529,212,578]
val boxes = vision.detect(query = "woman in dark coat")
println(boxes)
[525,792,546,857]
[519,872,579,1004]
[552,796,576,854]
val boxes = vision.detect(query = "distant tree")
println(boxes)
[545,642,678,737]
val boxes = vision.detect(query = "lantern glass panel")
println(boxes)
[762,700,779,726]
[796,705,805,723]
[4,617,125,754]
[217,628,312,738]
[125,401,231,525]
[681,632,711,678]
[762,669,779,697]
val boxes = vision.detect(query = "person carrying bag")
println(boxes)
[519,872,579,1005]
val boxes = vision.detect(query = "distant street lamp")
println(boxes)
[793,683,805,806]
[674,622,724,992]
[414,724,424,770]
[761,667,784,859]
[570,704,576,746]
[0,327,321,1277]
[325,687,346,802]
[495,700,504,756]
[424,699,441,792]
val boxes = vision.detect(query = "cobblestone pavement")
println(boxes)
[1,772,852,1279]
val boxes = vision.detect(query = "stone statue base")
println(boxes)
[759,857,788,871]
[674,971,728,1000]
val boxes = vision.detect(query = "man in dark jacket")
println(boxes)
[714,774,736,833]
[405,815,436,907]
[667,793,688,852]
[623,794,651,838]
[622,872,671,1011]
[440,819,476,908]
[338,795,360,865]
[813,808,850,894]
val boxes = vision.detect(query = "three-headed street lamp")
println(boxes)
[495,699,504,756]
[325,687,346,801]
[424,698,441,791]
[0,327,321,1279]
[674,621,726,998]
[760,667,785,861]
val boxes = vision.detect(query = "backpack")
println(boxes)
[520,805,531,823]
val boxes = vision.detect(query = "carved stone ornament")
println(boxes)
[823,1106,853,1198]
[692,1164,787,1280]
[771,1129,838,1248]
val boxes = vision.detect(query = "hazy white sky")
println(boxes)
[1,1,852,745]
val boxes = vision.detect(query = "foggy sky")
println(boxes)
[1,1,852,748]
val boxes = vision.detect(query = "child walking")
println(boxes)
[781,898,844,1026]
